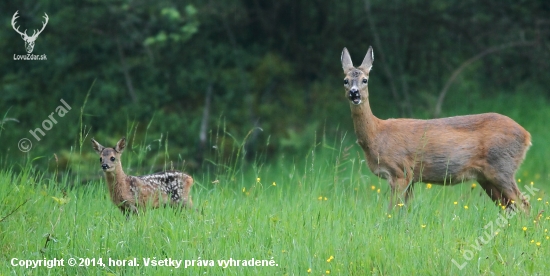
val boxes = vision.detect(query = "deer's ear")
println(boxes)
[359,46,374,72]
[116,137,126,153]
[91,138,104,154]
[341,48,354,73]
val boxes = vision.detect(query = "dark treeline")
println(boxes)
[1,0,549,171]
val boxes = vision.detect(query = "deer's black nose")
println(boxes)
[101,164,109,170]
[348,89,361,105]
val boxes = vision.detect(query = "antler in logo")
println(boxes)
[11,10,49,54]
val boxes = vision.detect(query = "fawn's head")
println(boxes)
[91,137,126,173]
[341,46,373,105]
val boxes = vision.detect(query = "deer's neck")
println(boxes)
[350,96,380,149]
[104,164,129,201]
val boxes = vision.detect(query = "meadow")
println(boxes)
[1,121,549,275]
[1,86,549,275]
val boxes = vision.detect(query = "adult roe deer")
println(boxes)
[91,137,193,216]
[341,46,531,212]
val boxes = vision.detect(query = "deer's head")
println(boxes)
[341,47,374,105]
[11,11,49,54]
[91,138,126,173]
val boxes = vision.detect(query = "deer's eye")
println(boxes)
[99,157,102,162]
[110,157,115,162]
[344,79,349,85]
[362,79,368,84]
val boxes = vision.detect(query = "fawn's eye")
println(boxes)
[110,157,115,162]
[99,157,102,162]
[362,78,368,84]
[344,79,349,85]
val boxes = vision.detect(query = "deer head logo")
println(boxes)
[11,11,49,54]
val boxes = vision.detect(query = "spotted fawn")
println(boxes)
[91,137,193,215]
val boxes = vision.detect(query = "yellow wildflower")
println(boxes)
[523,227,527,231]
[427,183,432,189]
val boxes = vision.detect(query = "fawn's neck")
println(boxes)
[350,95,380,149]
[104,163,129,199]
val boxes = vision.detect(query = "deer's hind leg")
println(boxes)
[479,178,530,213]
[181,175,193,208]
[483,150,531,213]
[478,180,505,206]
[496,177,530,213]
[170,175,193,210]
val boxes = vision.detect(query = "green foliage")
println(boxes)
[1,0,549,169]
[144,5,199,46]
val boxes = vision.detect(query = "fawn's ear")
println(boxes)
[91,138,104,154]
[341,47,354,73]
[359,46,374,73]
[115,137,126,153]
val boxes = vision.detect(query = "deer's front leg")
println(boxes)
[387,177,413,211]
[387,177,399,211]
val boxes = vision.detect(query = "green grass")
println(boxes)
[1,87,550,275]
[1,137,549,275]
